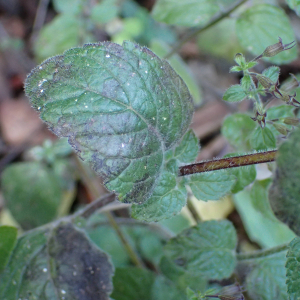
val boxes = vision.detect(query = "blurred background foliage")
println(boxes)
[0,0,300,299]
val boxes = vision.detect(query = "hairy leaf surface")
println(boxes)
[286,237,300,300]
[163,220,237,280]
[269,126,300,235]
[25,41,194,205]
[0,222,113,299]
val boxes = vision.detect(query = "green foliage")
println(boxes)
[286,237,300,300]
[223,84,247,102]
[150,40,202,105]
[152,0,235,27]
[25,41,194,208]
[243,252,288,300]
[0,226,17,272]
[269,126,300,235]
[236,4,297,64]
[187,171,236,201]
[0,222,114,299]
[163,220,237,280]
[250,127,276,150]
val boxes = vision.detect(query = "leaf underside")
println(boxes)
[25,41,194,205]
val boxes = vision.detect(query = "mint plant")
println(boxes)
[1,0,300,299]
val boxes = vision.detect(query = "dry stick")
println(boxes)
[164,0,247,59]
[74,156,145,268]
[179,150,277,176]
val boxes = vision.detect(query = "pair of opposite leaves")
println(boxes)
[25,41,195,216]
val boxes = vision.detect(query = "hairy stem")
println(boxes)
[237,243,289,260]
[164,0,247,59]
[179,150,276,176]
[74,156,145,268]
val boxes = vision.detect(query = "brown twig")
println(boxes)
[179,150,277,176]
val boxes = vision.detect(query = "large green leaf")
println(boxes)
[269,126,300,235]
[187,171,236,201]
[25,41,194,207]
[152,0,235,27]
[244,252,288,300]
[236,4,297,64]
[286,0,300,16]
[0,226,17,272]
[1,162,63,229]
[163,220,237,280]
[0,222,114,299]
[286,237,300,300]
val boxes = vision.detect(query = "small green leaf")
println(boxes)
[222,113,256,151]
[250,127,276,150]
[241,75,252,91]
[230,66,243,73]
[262,66,280,82]
[188,171,236,201]
[0,222,114,299]
[244,252,288,300]
[151,40,202,105]
[236,4,297,64]
[25,41,194,206]
[286,237,300,300]
[152,0,236,27]
[0,226,17,272]
[223,84,247,102]
[269,126,300,235]
[164,220,237,280]
[131,171,187,222]
[111,267,156,300]
[1,162,63,229]
[246,61,258,69]
[286,0,300,16]
[224,153,256,194]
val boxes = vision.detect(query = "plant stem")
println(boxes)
[164,0,247,59]
[179,150,276,176]
[237,243,289,260]
[187,198,202,223]
[74,156,145,268]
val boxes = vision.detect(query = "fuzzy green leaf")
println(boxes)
[236,4,297,64]
[258,66,280,92]
[241,74,252,91]
[0,222,114,299]
[223,84,247,102]
[269,126,300,235]
[250,127,276,150]
[286,0,300,16]
[188,171,236,201]
[286,237,300,300]
[131,171,187,222]
[244,253,288,300]
[222,113,256,151]
[164,220,237,280]
[25,41,194,206]
[1,162,63,229]
[0,226,17,272]
[152,0,236,27]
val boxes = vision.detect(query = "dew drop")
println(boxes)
[127,83,130,86]
[163,117,167,120]
[38,107,41,110]
[43,268,47,272]
[85,105,88,108]
[144,166,147,169]
[61,290,66,294]
[73,271,77,276]
[40,89,44,93]
[39,66,42,70]
[75,99,78,102]
[121,143,125,148]
[145,70,148,74]
[106,54,110,58]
